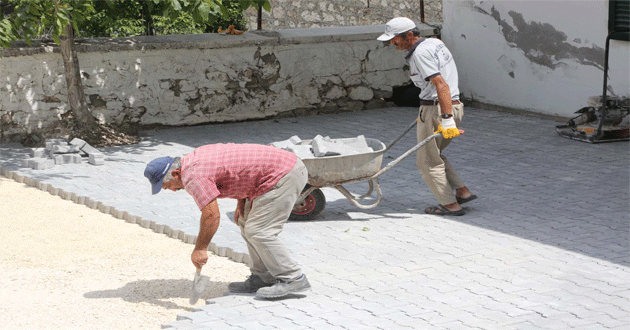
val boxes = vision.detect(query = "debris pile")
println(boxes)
[271,135,374,159]
[21,138,104,170]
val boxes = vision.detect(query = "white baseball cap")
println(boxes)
[377,17,417,41]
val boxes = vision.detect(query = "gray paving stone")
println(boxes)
[1,106,628,330]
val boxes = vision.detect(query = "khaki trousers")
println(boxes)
[237,159,308,283]
[416,102,466,206]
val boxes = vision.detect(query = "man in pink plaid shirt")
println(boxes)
[144,143,310,299]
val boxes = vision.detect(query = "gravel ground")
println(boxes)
[0,177,250,330]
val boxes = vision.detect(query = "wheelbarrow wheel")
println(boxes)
[290,186,325,221]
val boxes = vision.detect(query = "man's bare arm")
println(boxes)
[191,199,220,269]
[429,74,452,115]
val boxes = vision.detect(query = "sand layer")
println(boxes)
[0,177,250,330]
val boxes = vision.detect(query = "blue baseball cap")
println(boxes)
[144,157,175,194]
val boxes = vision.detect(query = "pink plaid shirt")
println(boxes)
[180,143,297,210]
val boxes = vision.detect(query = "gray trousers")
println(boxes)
[416,102,466,206]
[237,159,308,283]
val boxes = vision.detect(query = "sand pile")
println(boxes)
[0,177,250,330]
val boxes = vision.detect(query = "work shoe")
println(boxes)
[228,275,273,293]
[256,274,311,299]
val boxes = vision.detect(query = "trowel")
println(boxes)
[189,268,205,304]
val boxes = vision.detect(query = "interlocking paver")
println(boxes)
[1,106,629,329]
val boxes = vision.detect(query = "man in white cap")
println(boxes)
[378,17,476,216]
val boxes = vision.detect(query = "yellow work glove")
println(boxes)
[434,117,461,139]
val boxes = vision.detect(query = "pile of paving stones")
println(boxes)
[271,135,374,158]
[21,138,104,170]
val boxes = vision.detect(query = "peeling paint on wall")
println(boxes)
[475,5,605,71]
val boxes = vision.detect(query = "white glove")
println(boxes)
[436,116,461,139]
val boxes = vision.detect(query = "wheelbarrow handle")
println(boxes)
[385,119,418,152]
[372,132,442,179]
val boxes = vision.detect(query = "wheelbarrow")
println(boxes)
[290,120,442,220]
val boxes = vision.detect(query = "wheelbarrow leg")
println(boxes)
[357,179,374,200]
[334,178,383,209]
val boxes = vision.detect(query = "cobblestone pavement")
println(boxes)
[1,106,628,330]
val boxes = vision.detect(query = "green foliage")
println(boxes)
[0,0,271,45]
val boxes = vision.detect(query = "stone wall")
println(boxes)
[245,0,443,30]
[0,24,438,142]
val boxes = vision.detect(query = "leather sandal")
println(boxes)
[424,205,465,216]
[456,194,477,205]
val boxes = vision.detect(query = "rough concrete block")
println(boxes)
[14,173,25,183]
[185,234,196,244]
[209,244,218,254]
[37,182,49,191]
[69,138,87,149]
[271,135,302,149]
[120,211,130,221]
[31,158,55,170]
[59,190,72,200]
[85,198,99,209]
[154,224,165,234]
[30,148,46,158]
[311,135,373,157]
[80,143,100,156]
[98,203,111,214]
[141,218,151,228]
[226,247,235,259]
[52,144,81,154]
[72,195,86,205]
[53,155,64,165]
[288,144,314,159]
[45,139,67,152]
[311,135,332,157]
[242,253,252,267]
[63,154,82,164]
[66,192,76,201]
[163,226,172,236]
[171,229,182,239]
[114,210,124,219]
[88,152,104,165]
[231,252,245,263]
[47,185,58,195]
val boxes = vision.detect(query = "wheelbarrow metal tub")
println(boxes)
[299,137,386,187]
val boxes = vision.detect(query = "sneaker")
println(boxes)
[228,275,273,293]
[256,274,311,298]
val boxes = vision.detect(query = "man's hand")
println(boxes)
[234,199,245,224]
[191,249,208,269]
[435,117,464,139]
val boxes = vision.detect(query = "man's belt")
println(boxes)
[420,99,461,105]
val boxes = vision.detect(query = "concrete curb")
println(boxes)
[0,167,250,267]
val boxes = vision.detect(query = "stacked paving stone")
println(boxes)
[271,134,374,158]
[21,138,104,170]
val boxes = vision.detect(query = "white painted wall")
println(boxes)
[443,0,629,117]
